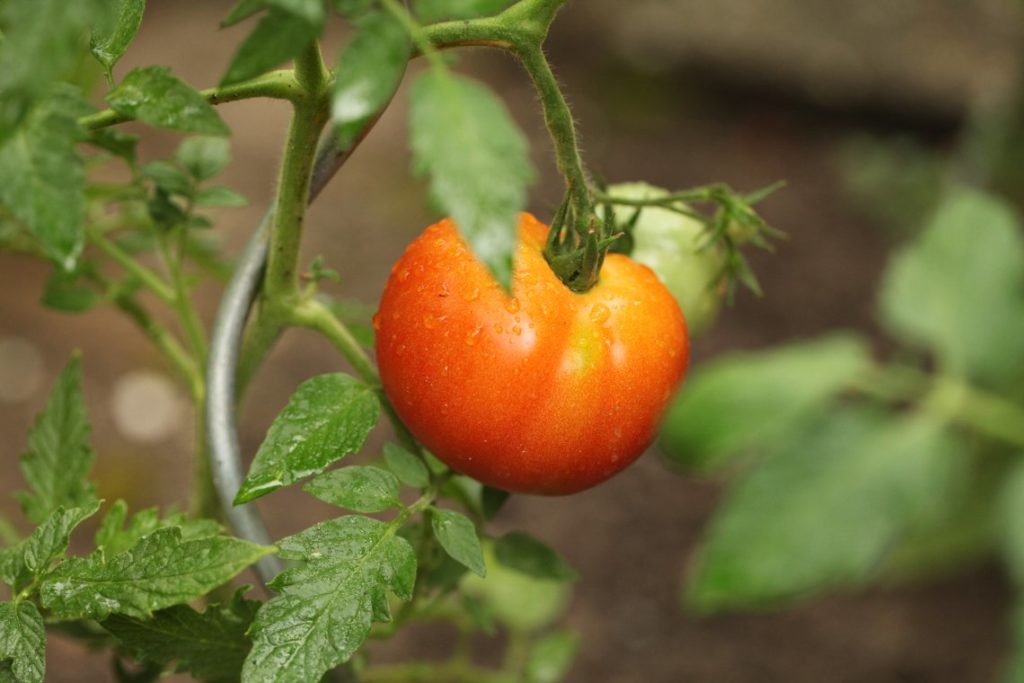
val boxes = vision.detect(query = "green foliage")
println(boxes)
[880,189,1024,389]
[40,527,272,620]
[414,0,515,22]
[17,355,97,524]
[660,334,872,475]
[409,71,535,289]
[383,443,430,488]
[0,0,108,140]
[431,508,486,577]
[107,67,229,135]
[493,532,576,581]
[221,9,321,87]
[243,516,416,683]
[90,0,146,78]
[0,601,45,683]
[175,136,231,181]
[461,539,572,632]
[42,265,101,313]
[0,87,87,269]
[102,591,259,682]
[94,501,222,558]
[304,466,402,513]
[524,630,580,683]
[235,373,381,503]
[332,11,409,147]
[688,411,965,612]
[1000,460,1024,587]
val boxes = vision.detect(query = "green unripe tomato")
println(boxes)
[460,541,571,632]
[605,182,725,337]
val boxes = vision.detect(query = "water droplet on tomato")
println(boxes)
[504,298,520,314]
[423,314,439,329]
[397,268,410,282]
[494,324,503,334]
[465,287,480,301]
[465,327,482,346]
[590,303,611,325]
[512,325,522,336]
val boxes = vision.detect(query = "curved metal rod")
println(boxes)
[205,134,361,586]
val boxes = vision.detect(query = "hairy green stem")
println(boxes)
[87,226,176,303]
[159,230,209,364]
[109,289,202,400]
[79,70,304,131]
[264,46,330,301]
[513,44,589,219]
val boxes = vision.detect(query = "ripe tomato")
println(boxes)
[374,213,689,495]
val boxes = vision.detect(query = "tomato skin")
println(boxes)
[375,213,689,495]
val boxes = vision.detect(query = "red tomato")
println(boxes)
[374,213,689,495]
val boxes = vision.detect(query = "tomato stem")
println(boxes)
[78,69,305,131]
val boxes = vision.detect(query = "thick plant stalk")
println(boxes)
[205,134,361,586]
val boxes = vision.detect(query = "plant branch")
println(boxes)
[87,226,176,303]
[110,288,203,400]
[263,45,330,301]
[852,365,1024,448]
[289,299,423,455]
[79,70,304,131]
[157,230,209,364]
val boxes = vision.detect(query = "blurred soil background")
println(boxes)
[1,0,1021,680]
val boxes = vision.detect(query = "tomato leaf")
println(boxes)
[195,186,249,208]
[409,72,534,290]
[331,11,409,148]
[523,630,580,683]
[999,460,1024,587]
[304,467,402,513]
[22,503,100,579]
[0,0,108,140]
[101,591,259,682]
[494,532,576,581]
[42,265,101,314]
[660,334,872,475]
[90,0,146,76]
[413,0,514,22]
[94,500,223,559]
[430,508,485,577]
[687,410,966,613]
[333,0,376,19]
[16,355,97,525]
[481,486,510,520]
[0,601,46,683]
[175,136,231,181]
[223,0,324,27]
[243,516,416,683]
[86,128,139,163]
[235,374,381,504]
[1,503,100,595]
[383,443,429,488]
[106,67,229,135]
[0,88,87,270]
[220,9,320,87]
[880,188,1024,390]
[40,528,272,620]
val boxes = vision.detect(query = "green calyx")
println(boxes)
[543,190,620,293]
